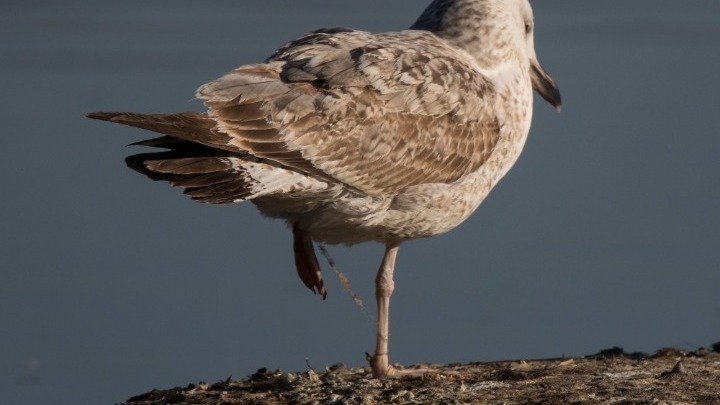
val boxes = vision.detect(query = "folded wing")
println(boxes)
[197,29,502,196]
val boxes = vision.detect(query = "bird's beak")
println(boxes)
[530,61,562,112]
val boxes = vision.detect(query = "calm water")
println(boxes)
[1,1,719,404]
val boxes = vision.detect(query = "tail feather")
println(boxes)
[143,157,234,175]
[88,111,251,203]
[89,111,328,205]
[128,136,189,150]
[125,151,254,204]
[172,172,238,188]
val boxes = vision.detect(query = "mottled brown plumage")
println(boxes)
[87,0,561,378]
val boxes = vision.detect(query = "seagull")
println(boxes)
[87,0,561,378]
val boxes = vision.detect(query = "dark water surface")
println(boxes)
[1,1,719,404]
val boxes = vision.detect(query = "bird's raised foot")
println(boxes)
[365,353,433,379]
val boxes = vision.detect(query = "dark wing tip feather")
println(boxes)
[86,111,124,121]
[128,136,195,150]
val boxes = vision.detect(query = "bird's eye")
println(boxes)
[524,23,532,35]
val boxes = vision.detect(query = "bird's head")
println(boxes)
[413,0,562,112]
[517,0,562,112]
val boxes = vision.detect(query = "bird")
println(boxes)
[87,0,561,378]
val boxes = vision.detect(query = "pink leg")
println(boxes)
[367,242,433,378]
[368,242,399,378]
[292,223,326,299]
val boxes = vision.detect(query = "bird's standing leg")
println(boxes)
[368,242,400,378]
[367,243,432,378]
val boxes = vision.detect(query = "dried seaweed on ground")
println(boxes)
[122,345,720,405]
